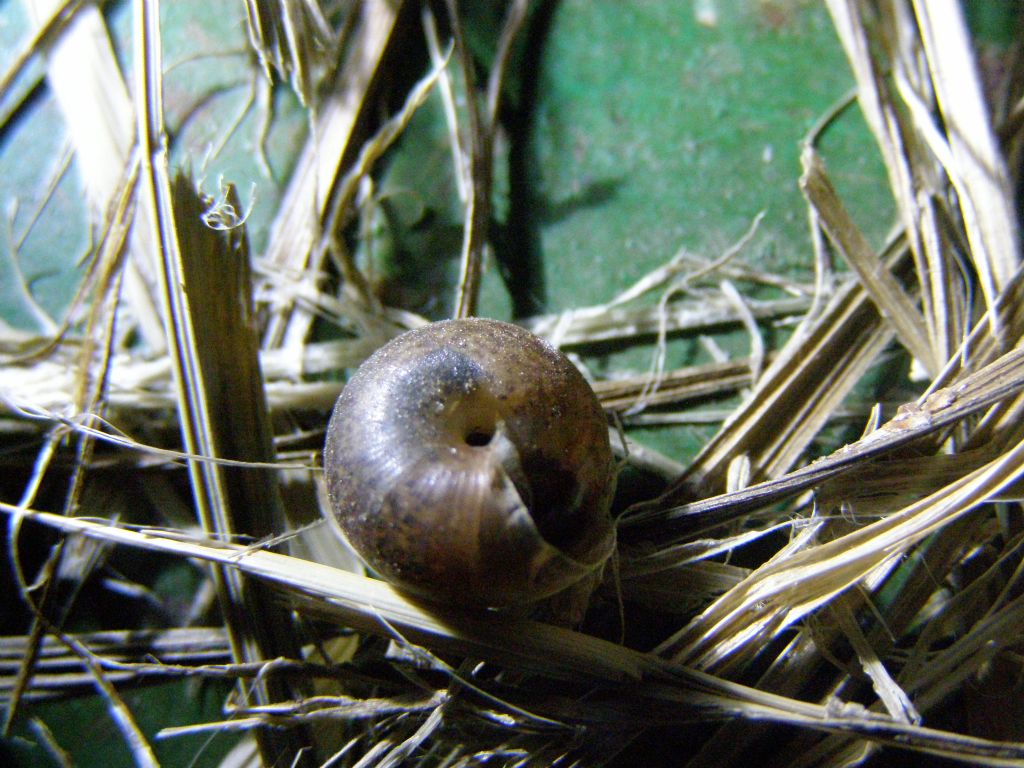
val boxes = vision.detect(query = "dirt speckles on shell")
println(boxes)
[322,318,616,608]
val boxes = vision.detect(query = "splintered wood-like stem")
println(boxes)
[133,3,313,764]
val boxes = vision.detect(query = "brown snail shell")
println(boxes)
[323,318,616,609]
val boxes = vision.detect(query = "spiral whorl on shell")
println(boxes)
[323,318,616,609]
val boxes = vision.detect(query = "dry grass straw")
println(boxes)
[2,1,1024,766]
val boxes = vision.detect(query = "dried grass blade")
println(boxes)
[0,211,130,731]
[7,506,1024,765]
[444,0,483,319]
[0,160,134,735]
[312,52,446,313]
[626,249,899,519]
[800,147,935,373]
[931,269,1024,390]
[450,0,530,319]
[658,422,1024,669]
[23,0,164,350]
[24,0,130,208]
[916,193,963,364]
[913,0,1021,293]
[0,0,82,130]
[906,586,1024,712]
[621,343,1024,556]
[260,0,402,350]
[770,540,1024,768]
[829,596,920,725]
[593,358,762,412]
[243,0,338,105]
[0,627,229,674]
[825,0,919,229]
[525,296,810,348]
[49,631,160,768]
[159,692,446,736]
[133,3,311,762]
[824,0,961,362]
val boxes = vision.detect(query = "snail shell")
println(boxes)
[323,318,616,609]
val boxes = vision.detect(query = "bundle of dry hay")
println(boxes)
[2,1,1024,766]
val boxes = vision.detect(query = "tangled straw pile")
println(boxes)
[2,2,1024,766]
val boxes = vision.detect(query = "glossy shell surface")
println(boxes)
[323,318,616,608]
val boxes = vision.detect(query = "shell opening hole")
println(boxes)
[464,427,495,447]
[521,461,586,552]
